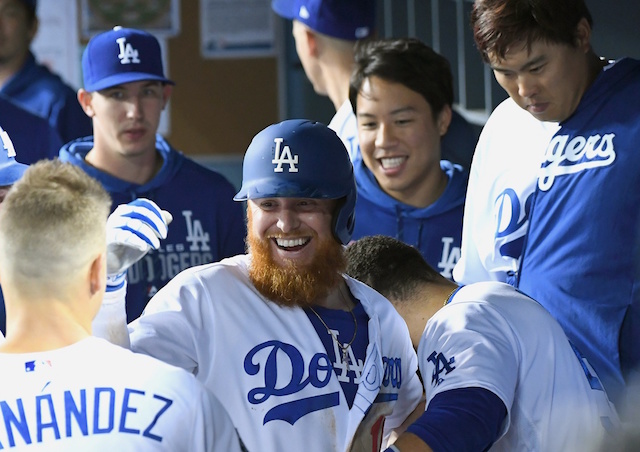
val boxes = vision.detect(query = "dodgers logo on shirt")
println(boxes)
[244,340,402,425]
[272,138,299,173]
[427,350,455,387]
[244,340,337,425]
[538,132,616,191]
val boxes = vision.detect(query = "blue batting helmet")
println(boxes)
[0,126,28,187]
[234,119,357,244]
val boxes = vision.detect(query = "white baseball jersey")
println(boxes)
[452,98,559,285]
[328,100,360,162]
[129,254,423,452]
[0,337,242,451]
[419,282,619,451]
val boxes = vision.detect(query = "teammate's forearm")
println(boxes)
[92,282,131,348]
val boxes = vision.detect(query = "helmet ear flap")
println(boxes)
[332,178,357,245]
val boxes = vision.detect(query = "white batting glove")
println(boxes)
[105,198,173,292]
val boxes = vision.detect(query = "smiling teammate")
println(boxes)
[96,119,423,451]
[348,38,468,280]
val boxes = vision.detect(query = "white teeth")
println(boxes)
[380,157,405,169]
[275,237,309,248]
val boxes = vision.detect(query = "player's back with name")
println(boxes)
[0,336,231,451]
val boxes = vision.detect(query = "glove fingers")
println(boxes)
[115,224,161,249]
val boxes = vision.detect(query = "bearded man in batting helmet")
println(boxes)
[106,119,423,452]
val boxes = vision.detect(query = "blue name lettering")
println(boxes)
[0,387,174,447]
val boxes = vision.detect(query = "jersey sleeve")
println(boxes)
[381,312,424,443]
[129,268,212,375]
[193,385,245,452]
[452,122,505,285]
[92,281,131,348]
[418,301,519,440]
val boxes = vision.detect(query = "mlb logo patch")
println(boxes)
[25,359,52,373]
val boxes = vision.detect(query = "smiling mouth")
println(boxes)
[274,237,310,249]
[380,156,406,169]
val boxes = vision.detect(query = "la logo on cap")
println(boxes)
[116,36,140,65]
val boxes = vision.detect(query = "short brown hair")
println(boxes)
[471,0,593,62]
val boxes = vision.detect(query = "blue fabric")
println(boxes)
[0,94,62,165]
[406,387,507,451]
[1,52,92,143]
[351,159,467,280]
[517,58,640,408]
[442,110,480,170]
[304,301,369,408]
[272,0,375,41]
[58,134,247,322]
[82,27,174,92]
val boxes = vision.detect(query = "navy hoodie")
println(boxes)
[58,135,247,321]
[351,159,468,280]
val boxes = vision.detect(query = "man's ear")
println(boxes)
[574,17,592,52]
[89,252,106,296]
[77,89,95,118]
[436,104,453,137]
[306,28,320,57]
[27,16,39,43]
[162,84,173,109]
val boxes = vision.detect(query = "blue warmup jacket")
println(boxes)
[0,94,62,164]
[1,51,92,143]
[58,135,247,322]
[517,58,640,407]
[351,159,468,280]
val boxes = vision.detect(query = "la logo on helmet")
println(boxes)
[1,128,16,158]
[272,138,299,173]
[116,37,140,65]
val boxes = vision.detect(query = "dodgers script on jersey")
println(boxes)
[128,254,423,452]
[453,98,559,285]
[518,58,640,407]
[0,337,242,451]
[420,282,619,450]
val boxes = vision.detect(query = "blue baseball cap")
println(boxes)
[82,26,175,92]
[0,127,28,187]
[272,0,376,41]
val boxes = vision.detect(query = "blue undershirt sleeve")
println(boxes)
[405,387,507,452]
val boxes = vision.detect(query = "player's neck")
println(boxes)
[85,146,163,185]
[388,163,448,208]
[322,60,353,112]
[1,301,91,354]
[415,282,457,315]
[315,281,354,311]
[0,53,28,88]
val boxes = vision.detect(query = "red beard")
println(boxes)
[247,217,346,308]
